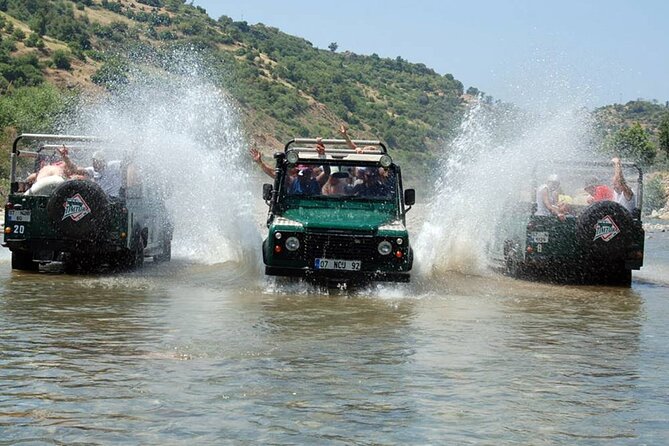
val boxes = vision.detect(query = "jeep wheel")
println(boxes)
[130,239,145,270]
[47,179,111,239]
[576,201,634,258]
[11,251,38,272]
[153,238,171,263]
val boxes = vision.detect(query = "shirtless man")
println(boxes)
[25,146,88,195]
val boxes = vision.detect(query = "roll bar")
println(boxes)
[284,138,388,154]
[10,133,101,194]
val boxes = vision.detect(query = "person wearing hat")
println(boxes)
[584,176,614,204]
[535,174,566,221]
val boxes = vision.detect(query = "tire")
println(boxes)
[47,179,110,239]
[11,251,38,272]
[153,238,171,263]
[130,238,145,270]
[576,201,634,258]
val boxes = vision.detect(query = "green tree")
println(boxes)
[328,42,338,52]
[607,122,656,168]
[659,113,669,159]
[52,49,71,70]
[643,175,667,213]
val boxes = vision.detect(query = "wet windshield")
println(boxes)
[281,164,397,201]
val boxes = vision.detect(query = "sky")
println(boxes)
[193,0,668,109]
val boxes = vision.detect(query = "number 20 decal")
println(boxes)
[13,225,25,234]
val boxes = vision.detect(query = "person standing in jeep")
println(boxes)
[612,157,637,212]
[84,152,123,197]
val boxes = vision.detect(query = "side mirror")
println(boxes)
[263,183,273,201]
[404,188,415,206]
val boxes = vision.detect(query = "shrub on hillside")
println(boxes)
[52,49,71,70]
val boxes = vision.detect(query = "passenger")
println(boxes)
[288,167,321,195]
[584,176,614,204]
[352,168,384,198]
[535,174,566,221]
[24,146,82,195]
[377,167,396,195]
[322,171,351,196]
[249,147,276,178]
[84,152,122,197]
[611,157,636,212]
[339,124,377,154]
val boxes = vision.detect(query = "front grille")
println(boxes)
[304,231,377,260]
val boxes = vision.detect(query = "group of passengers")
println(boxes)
[23,145,122,197]
[536,157,637,219]
[249,125,394,198]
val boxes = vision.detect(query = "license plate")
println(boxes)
[531,231,549,243]
[314,258,362,271]
[7,210,31,222]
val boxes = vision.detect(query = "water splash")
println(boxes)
[63,53,261,268]
[415,99,597,277]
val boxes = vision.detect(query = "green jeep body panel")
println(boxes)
[262,138,414,284]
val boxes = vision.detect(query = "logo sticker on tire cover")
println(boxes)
[62,193,92,222]
[593,215,620,242]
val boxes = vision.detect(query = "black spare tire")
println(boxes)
[576,200,633,258]
[47,179,111,239]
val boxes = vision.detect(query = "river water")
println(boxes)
[0,223,667,445]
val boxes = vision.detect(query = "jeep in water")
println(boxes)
[261,138,415,285]
[3,134,172,272]
[502,160,644,286]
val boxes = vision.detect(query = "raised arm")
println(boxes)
[612,157,633,200]
[315,164,331,187]
[58,146,89,177]
[339,124,364,153]
[250,147,275,179]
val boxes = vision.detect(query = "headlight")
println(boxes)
[285,236,300,251]
[379,155,392,167]
[286,150,299,164]
[378,240,392,255]
[396,238,404,245]
[275,232,282,240]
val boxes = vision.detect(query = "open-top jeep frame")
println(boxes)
[261,138,415,286]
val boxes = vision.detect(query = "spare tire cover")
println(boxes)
[47,179,111,239]
[576,200,633,257]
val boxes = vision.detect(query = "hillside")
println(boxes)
[0,0,466,167]
[594,99,669,143]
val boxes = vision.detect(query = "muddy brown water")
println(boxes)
[0,230,668,445]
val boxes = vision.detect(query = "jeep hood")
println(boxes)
[282,207,397,232]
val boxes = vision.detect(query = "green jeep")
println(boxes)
[502,161,644,286]
[3,134,173,272]
[261,138,415,286]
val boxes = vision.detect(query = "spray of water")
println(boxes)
[415,99,598,277]
[62,53,261,269]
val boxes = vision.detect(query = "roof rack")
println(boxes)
[284,138,387,154]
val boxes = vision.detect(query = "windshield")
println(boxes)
[280,163,398,202]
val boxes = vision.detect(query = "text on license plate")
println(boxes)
[314,258,362,271]
[7,209,31,222]
[531,231,549,243]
